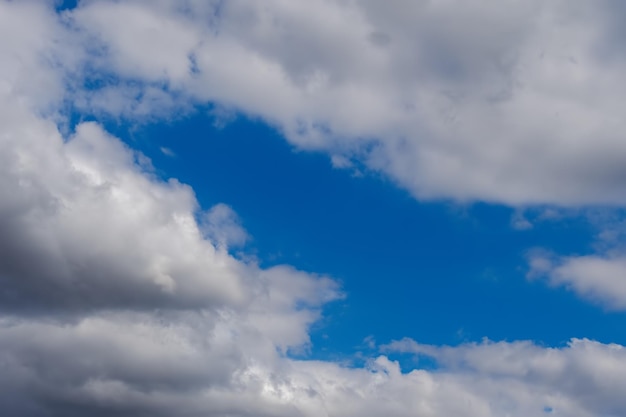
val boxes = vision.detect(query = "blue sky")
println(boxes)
[3,1,626,416]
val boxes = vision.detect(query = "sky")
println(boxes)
[2,1,626,416]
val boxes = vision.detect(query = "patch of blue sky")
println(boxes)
[55,0,78,12]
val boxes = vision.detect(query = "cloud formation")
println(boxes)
[2,312,625,417]
[526,210,626,311]
[58,0,626,205]
[528,252,626,311]
[384,337,626,417]
[0,81,343,416]
[2,1,626,416]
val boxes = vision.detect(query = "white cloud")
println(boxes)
[2,317,624,416]
[0,55,341,413]
[0,113,247,310]
[382,337,626,417]
[527,211,626,310]
[529,253,626,311]
[54,0,626,206]
[0,1,78,110]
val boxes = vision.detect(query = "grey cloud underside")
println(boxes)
[3,1,626,416]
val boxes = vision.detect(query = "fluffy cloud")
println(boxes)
[57,0,626,205]
[384,337,626,417]
[1,119,246,311]
[3,1,626,416]
[526,210,626,311]
[0,72,343,417]
[529,253,626,311]
[3,315,625,416]
[0,6,339,412]
[0,0,79,110]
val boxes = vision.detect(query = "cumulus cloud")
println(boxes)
[3,316,625,416]
[3,1,626,416]
[0,114,248,311]
[51,0,626,205]
[383,337,626,417]
[0,6,339,412]
[0,0,81,110]
[0,67,342,417]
